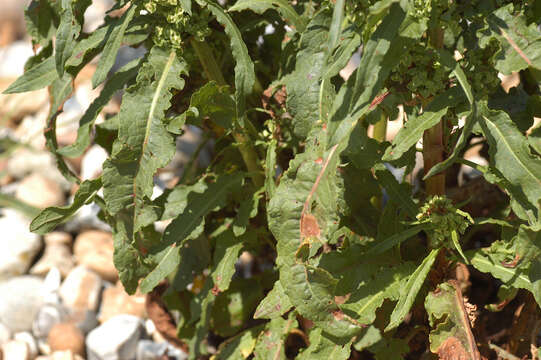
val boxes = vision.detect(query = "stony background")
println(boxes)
[0,0,199,359]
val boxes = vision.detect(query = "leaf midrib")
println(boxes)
[483,115,541,187]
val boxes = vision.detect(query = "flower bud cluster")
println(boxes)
[417,196,472,248]
[137,0,212,49]
[387,45,451,99]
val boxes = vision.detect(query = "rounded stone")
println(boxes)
[73,231,117,282]
[15,173,65,209]
[0,276,44,333]
[47,323,85,357]
[86,315,143,360]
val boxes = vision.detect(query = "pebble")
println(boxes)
[6,149,70,191]
[59,266,102,313]
[32,304,69,340]
[30,243,75,279]
[0,322,11,345]
[69,310,99,336]
[0,210,42,280]
[48,323,85,357]
[73,231,117,282]
[13,332,38,359]
[0,276,44,333]
[42,268,62,305]
[98,282,146,323]
[0,41,33,78]
[80,145,108,181]
[1,339,30,360]
[15,173,65,209]
[83,0,114,32]
[136,340,187,360]
[36,351,84,360]
[44,232,72,246]
[86,315,144,360]
[51,351,84,360]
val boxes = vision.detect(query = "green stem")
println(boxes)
[423,120,445,196]
[190,39,226,86]
[190,39,264,188]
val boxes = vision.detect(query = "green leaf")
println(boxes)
[25,0,58,47]
[59,58,141,158]
[162,174,244,247]
[232,189,262,236]
[327,0,345,55]
[211,278,263,337]
[55,0,90,76]
[425,281,481,359]
[253,314,297,360]
[478,103,541,220]
[386,248,440,331]
[171,236,212,291]
[103,48,188,228]
[205,1,255,127]
[373,164,418,219]
[102,48,188,292]
[173,81,236,131]
[214,325,264,360]
[479,4,541,74]
[30,178,102,234]
[283,9,331,138]
[268,141,362,338]
[297,328,352,360]
[328,3,407,146]
[92,5,137,88]
[212,230,244,293]
[253,280,293,319]
[139,174,244,293]
[320,243,416,325]
[369,337,409,360]
[383,87,463,162]
[531,259,541,309]
[366,224,429,255]
[467,225,541,306]
[3,57,57,94]
[229,0,306,32]
[107,213,156,294]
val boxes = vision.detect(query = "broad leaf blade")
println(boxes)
[425,281,481,359]
[92,5,137,88]
[103,48,187,225]
[254,280,293,319]
[3,57,57,94]
[205,1,255,127]
[386,248,440,331]
[284,9,332,138]
[139,174,244,293]
[478,103,541,220]
[253,315,296,360]
[297,328,352,360]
